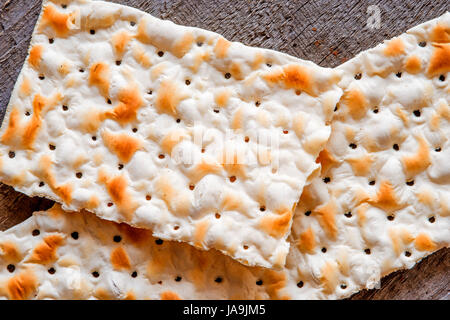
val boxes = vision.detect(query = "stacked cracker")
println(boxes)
[0,0,448,300]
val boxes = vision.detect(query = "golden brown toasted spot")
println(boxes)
[389,228,414,255]
[220,192,244,213]
[7,270,37,300]
[58,61,71,76]
[155,80,186,116]
[132,44,152,68]
[85,195,100,210]
[259,207,293,239]
[28,45,43,70]
[111,31,131,57]
[252,52,265,70]
[98,172,137,221]
[369,180,404,212]
[395,106,409,126]
[314,200,338,239]
[35,155,73,204]
[40,3,76,37]
[124,291,136,300]
[0,242,21,262]
[264,64,316,96]
[190,51,210,73]
[172,32,194,58]
[316,148,339,175]
[430,23,450,43]
[383,38,405,57]
[215,90,231,107]
[417,189,434,208]
[0,108,21,147]
[231,107,244,130]
[29,234,65,264]
[118,223,151,245]
[160,130,187,155]
[342,88,368,120]
[346,154,373,176]
[89,62,110,97]
[110,246,131,270]
[297,228,316,254]
[404,55,422,74]
[229,61,243,80]
[260,270,287,300]
[80,109,105,134]
[160,291,181,300]
[214,37,231,59]
[402,136,431,177]
[94,288,113,300]
[154,174,190,216]
[221,149,246,179]
[190,160,222,183]
[414,233,436,251]
[102,130,142,163]
[105,85,144,125]
[427,43,450,76]
[320,261,339,294]
[19,77,32,97]
[194,219,210,248]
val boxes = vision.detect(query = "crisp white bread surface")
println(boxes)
[0,0,343,269]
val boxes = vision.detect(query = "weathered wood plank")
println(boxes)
[0,0,448,300]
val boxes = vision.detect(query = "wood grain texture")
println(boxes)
[0,0,448,300]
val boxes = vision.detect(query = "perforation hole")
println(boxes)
[131,271,138,278]
[107,99,112,105]
[146,195,151,201]
[189,184,195,190]
[244,136,250,143]
[8,151,15,158]
[406,180,414,186]
[428,216,435,223]
[49,38,54,44]
[107,202,113,207]
[185,79,191,86]
[224,72,231,79]
[157,51,164,57]
[92,271,100,278]
[413,110,421,117]
[243,245,249,250]
[62,105,68,111]
[229,176,236,183]
[76,172,82,179]
[393,144,399,151]
[297,281,304,288]
[213,109,220,113]
[39,75,45,80]
[48,267,56,275]
[25,111,31,116]
[295,90,301,96]
[321,247,327,253]
[147,90,153,95]
[344,211,352,218]
[266,63,272,67]
[113,235,122,243]
[373,108,379,114]
[79,68,85,73]
[175,276,182,282]
[387,215,395,221]
[369,180,375,185]
[116,60,122,66]
[396,72,402,78]
[92,136,97,141]
[340,284,347,289]
[39,182,45,187]
[32,229,40,236]
[435,147,441,152]
[155,239,163,245]
[132,128,138,133]
[305,210,311,216]
[215,277,223,283]
[201,148,205,153]
[405,251,411,257]
[197,42,203,47]
[364,248,371,255]
[176,118,181,123]
[61,4,67,8]
[334,105,338,112]
[90,29,95,35]
[256,280,263,286]
[354,73,362,80]
[7,264,15,273]
[439,75,446,81]
[158,154,165,159]
[255,101,261,107]
[418,41,426,47]
[349,143,357,149]
[118,164,124,170]
[71,232,79,240]
[130,21,136,27]
[323,177,331,183]
[260,206,266,212]
[283,130,289,134]
[215,213,221,219]
[174,226,179,230]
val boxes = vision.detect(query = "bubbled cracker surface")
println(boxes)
[0,0,343,269]
[271,12,450,299]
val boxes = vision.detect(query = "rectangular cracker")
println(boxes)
[272,12,450,299]
[0,0,343,269]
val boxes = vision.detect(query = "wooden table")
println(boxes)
[0,0,449,300]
